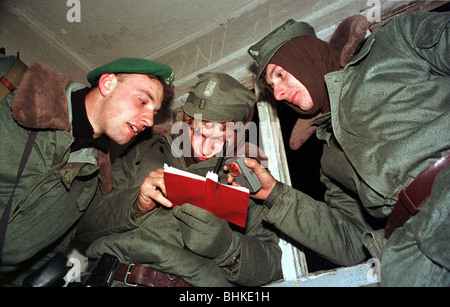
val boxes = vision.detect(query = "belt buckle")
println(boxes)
[124,263,139,287]
[167,273,177,281]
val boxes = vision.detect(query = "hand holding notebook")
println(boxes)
[163,164,250,228]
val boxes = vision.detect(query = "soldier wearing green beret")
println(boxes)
[239,12,450,286]
[76,72,283,287]
[0,56,174,285]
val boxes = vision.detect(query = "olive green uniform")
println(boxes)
[0,57,104,285]
[260,13,449,285]
[77,133,282,286]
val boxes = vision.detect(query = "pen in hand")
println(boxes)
[214,140,228,193]
[214,140,228,175]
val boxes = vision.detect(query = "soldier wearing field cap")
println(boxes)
[183,71,255,122]
[0,55,174,286]
[76,72,282,287]
[243,12,450,286]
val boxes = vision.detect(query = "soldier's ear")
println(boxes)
[98,73,118,97]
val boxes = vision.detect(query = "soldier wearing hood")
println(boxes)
[241,12,449,286]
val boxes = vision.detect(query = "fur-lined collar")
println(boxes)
[12,62,73,131]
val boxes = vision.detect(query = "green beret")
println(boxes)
[248,19,316,82]
[87,57,174,85]
[184,72,256,122]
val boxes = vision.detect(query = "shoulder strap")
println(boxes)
[0,130,38,267]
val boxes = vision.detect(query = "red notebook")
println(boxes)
[164,164,249,228]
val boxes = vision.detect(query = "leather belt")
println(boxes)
[114,263,191,287]
[385,152,450,238]
[0,58,28,101]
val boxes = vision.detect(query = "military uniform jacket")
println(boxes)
[262,12,450,266]
[0,57,109,283]
[77,132,283,287]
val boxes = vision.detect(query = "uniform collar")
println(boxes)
[12,62,73,131]
[345,34,375,68]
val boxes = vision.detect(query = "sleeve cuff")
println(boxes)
[263,181,285,209]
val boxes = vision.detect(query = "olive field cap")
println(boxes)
[184,72,256,122]
[247,19,316,81]
[87,57,174,85]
